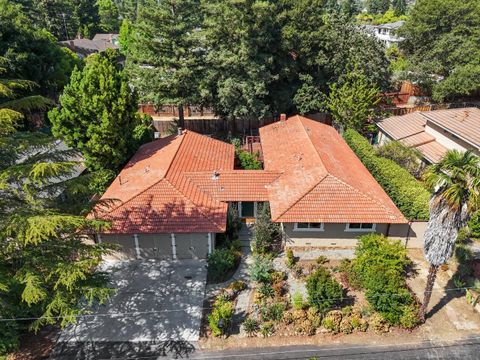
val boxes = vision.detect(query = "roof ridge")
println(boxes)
[271,174,329,222]
[164,178,226,231]
[164,131,189,179]
[297,116,330,171]
[95,134,185,217]
[326,174,401,219]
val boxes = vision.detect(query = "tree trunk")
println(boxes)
[419,264,439,322]
[178,105,185,130]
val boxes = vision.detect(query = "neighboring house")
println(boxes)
[362,21,405,48]
[90,115,408,260]
[376,107,480,164]
[59,33,119,58]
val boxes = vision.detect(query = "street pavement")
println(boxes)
[191,337,480,360]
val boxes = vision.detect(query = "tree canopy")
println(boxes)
[399,0,480,102]
[125,0,203,128]
[49,49,150,173]
[1,0,82,98]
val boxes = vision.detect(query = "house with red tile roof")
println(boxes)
[92,115,408,260]
[376,108,480,164]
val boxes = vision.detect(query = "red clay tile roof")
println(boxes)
[94,116,407,234]
[260,116,407,224]
[93,131,234,233]
[183,170,281,202]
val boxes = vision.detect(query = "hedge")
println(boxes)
[343,129,430,220]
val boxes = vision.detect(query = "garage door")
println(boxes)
[101,234,136,260]
[137,234,172,259]
[175,233,209,259]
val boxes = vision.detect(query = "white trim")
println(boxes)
[207,233,213,255]
[171,233,177,260]
[293,222,325,232]
[133,234,141,259]
[344,223,377,232]
[97,234,102,244]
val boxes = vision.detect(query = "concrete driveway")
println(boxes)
[58,259,207,344]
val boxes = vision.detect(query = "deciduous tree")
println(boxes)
[399,0,480,102]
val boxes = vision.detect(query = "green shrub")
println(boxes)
[292,291,305,310]
[249,255,273,284]
[251,204,280,255]
[369,313,390,333]
[259,321,274,337]
[306,267,344,312]
[261,302,286,322]
[316,255,328,265]
[285,248,295,268]
[399,304,420,329]
[238,150,262,170]
[208,298,234,337]
[207,248,237,283]
[0,321,19,356]
[322,310,342,333]
[343,129,430,220]
[229,280,247,293]
[258,283,275,299]
[242,317,259,336]
[468,210,480,239]
[350,234,416,327]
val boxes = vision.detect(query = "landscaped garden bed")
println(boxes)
[203,234,422,340]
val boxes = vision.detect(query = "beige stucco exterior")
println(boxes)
[283,222,426,249]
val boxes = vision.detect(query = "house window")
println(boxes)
[294,222,325,231]
[345,223,376,232]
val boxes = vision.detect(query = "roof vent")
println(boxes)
[280,113,287,122]
[178,127,183,136]
[212,170,220,180]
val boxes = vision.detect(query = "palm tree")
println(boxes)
[419,150,480,322]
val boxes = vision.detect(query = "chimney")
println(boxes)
[177,127,183,136]
[280,113,287,122]
[154,131,160,139]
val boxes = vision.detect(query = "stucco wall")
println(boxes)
[425,122,480,156]
[283,223,390,248]
[283,222,426,249]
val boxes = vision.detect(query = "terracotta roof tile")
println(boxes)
[184,170,281,201]
[261,116,406,224]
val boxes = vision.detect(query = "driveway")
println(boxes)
[58,259,207,344]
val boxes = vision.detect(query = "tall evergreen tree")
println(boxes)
[201,0,287,127]
[366,0,390,14]
[341,0,359,18]
[97,0,121,32]
[0,63,115,356]
[49,49,149,173]
[126,0,203,129]
[392,0,407,16]
[325,67,380,132]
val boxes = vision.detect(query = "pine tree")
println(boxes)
[392,0,406,16]
[341,0,359,18]
[125,0,203,129]
[97,0,121,32]
[49,49,148,172]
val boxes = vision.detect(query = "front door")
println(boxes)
[239,201,256,218]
